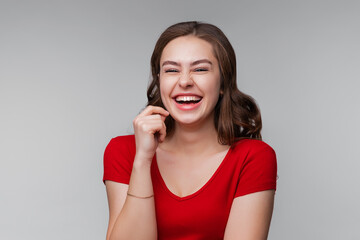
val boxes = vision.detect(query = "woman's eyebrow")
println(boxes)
[162,61,180,67]
[190,59,212,66]
[162,59,212,67]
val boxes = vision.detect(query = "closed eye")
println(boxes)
[194,68,208,72]
[165,69,179,73]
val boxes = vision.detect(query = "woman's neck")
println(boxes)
[162,119,228,157]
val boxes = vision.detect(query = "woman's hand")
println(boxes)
[133,106,169,161]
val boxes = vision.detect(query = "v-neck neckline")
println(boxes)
[153,147,232,201]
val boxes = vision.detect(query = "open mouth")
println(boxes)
[174,96,202,104]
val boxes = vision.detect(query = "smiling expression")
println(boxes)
[159,35,221,128]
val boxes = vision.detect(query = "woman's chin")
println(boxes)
[172,115,213,129]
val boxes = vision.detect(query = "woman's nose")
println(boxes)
[178,72,194,88]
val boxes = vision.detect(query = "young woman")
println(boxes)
[103,21,277,240]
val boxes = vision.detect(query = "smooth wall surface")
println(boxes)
[1,0,359,239]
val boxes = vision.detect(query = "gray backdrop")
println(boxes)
[1,0,359,239]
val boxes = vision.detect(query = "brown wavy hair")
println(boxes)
[147,21,262,145]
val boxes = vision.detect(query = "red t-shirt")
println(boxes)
[103,135,277,240]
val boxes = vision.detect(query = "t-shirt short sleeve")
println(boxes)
[235,142,277,198]
[102,135,136,184]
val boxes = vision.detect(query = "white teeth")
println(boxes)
[175,96,201,102]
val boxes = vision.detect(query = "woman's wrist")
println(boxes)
[134,152,154,165]
[132,153,154,175]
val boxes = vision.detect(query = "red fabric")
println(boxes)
[103,135,277,240]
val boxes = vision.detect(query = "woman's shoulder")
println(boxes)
[109,134,135,145]
[231,138,276,158]
[103,135,136,184]
[105,134,136,156]
[229,139,277,197]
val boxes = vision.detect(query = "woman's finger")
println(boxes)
[134,117,165,135]
[138,105,169,118]
[133,115,165,129]
[158,122,167,143]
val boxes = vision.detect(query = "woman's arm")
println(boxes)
[105,106,169,240]
[224,190,275,240]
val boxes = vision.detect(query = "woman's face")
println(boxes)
[159,35,221,128]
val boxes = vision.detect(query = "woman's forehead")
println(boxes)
[160,36,217,65]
